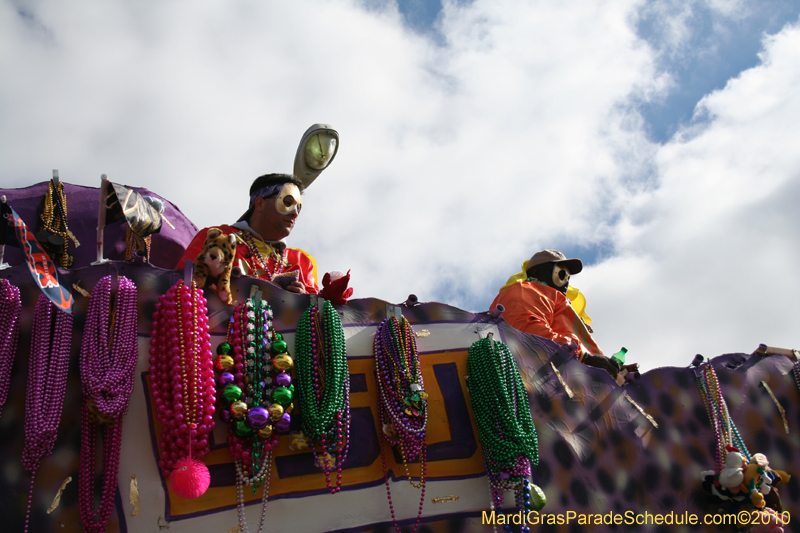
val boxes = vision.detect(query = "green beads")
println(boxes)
[216,342,232,355]
[294,301,349,439]
[273,386,293,407]
[223,384,243,404]
[467,337,539,468]
[232,419,254,437]
[271,339,288,355]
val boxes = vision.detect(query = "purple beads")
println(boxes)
[247,406,270,430]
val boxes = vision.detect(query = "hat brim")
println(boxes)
[556,258,583,274]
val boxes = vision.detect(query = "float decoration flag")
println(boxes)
[0,201,73,313]
[104,181,163,237]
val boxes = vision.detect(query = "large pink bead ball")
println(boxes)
[169,457,211,499]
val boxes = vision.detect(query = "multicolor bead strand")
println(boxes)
[295,300,350,493]
[696,364,750,477]
[148,281,216,478]
[78,275,139,533]
[214,295,294,533]
[240,231,286,280]
[22,294,73,533]
[374,316,428,532]
[215,297,291,475]
[0,279,22,419]
[467,337,538,513]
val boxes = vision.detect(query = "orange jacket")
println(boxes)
[491,281,602,355]
[176,225,318,294]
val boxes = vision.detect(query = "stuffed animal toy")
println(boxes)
[319,270,353,305]
[193,228,237,305]
[719,445,745,489]
[740,454,790,510]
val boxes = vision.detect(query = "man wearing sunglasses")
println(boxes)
[177,173,318,294]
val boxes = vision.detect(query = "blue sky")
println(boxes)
[2,0,799,369]
[397,0,800,144]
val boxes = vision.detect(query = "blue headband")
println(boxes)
[248,183,285,207]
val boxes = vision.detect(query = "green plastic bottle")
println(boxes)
[611,347,627,368]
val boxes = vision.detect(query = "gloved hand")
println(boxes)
[582,353,620,379]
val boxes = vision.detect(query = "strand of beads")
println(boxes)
[295,300,350,493]
[0,279,22,419]
[215,295,294,533]
[38,180,76,268]
[22,294,73,533]
[696,364,751,475]
[78,275,139,533]
[794,359,800,394]
[240,231,286,280]
[374,316,428,532]
[148,280,216,499]
[216,296,293,472]
[467,336,540,531]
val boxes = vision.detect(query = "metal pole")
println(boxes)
[91,174,110,265]
[0,195,9,270]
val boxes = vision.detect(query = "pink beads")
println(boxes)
[78,275,140,533]
[0,279,22,418]
[22,294,73,533]
[149,280,215,490]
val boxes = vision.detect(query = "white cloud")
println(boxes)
[1,1,798,370]
[584,18,800,366]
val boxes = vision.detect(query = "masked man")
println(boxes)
[491,249,622,377]
[177,173,318,294]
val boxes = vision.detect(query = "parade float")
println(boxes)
[0,128,798,533]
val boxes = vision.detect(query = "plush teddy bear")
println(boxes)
[193,228,237,305]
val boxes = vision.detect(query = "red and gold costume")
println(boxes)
[177,224,318,294]
[491,280,602,357]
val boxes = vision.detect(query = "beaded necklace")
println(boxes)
[240,231,287,280]
[0,279,22,419]
[295,300,350,493]
[467,337,539,528]
[215,295,294,533]
[696,364,750,475]
[374,316,428,532]
[148,280,216,498]
[22,294,73,533]
[38,180,77,268]
[793,359,800,395]
[79,275,139,533]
